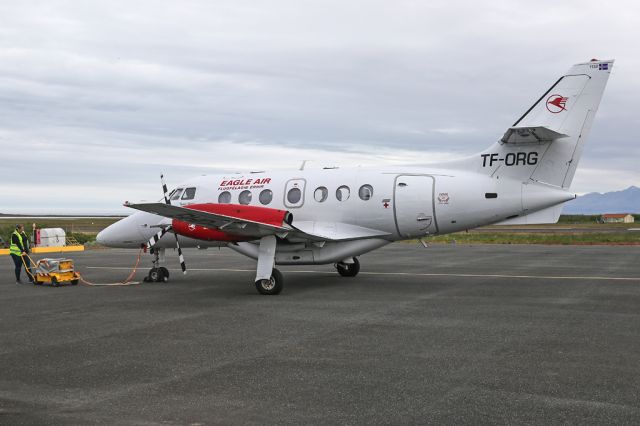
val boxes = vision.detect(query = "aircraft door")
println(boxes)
[394,175,437,238]
[284,178,306,208]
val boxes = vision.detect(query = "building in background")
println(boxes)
[601,213,635,223]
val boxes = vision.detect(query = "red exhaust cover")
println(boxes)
[171,203,291,242]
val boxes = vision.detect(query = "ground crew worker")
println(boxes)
[9,224,32,284]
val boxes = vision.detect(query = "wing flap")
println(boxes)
[290,221,391,241]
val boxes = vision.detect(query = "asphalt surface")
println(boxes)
[1,244,640,425]
[475,226,638,234]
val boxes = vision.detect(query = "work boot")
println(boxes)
[16,279,23,284]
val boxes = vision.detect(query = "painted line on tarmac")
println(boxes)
[85,266,640,282]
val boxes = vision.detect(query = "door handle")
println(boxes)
[416,214,432,228]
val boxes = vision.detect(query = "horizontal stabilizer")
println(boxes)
[500,126,569,144]
[494,204,564,225]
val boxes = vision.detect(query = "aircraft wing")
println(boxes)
[125,202,391,242]
[289,221,391,241]
[126,202,291,238]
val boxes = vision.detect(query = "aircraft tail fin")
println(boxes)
[471,59,613,189]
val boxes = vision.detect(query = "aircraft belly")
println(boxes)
[229,238,390,265]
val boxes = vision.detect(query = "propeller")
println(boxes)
[145,174,187,274]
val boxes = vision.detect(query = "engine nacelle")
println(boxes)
[171,220,247,242]
[171,203,292,242]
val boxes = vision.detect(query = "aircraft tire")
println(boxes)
[148,268,159,282]
[336,257,360,277]
[255,268,283,295]
[148,267,168,283]
[159,267,169,282]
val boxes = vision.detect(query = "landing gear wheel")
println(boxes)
[159,267,169,282]
[51,276,59,287]
[255,268,283,295]
[336,257,360,277]
[147,267,169,283]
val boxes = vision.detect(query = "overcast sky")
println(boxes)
[1,0,638,214]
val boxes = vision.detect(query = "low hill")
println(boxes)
[563,186,640,214]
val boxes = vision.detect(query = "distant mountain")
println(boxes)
[563,186,640,214]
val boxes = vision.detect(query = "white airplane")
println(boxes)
[97,59,613,295]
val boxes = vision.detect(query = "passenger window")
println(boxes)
[181,187,196,200]
[358,184,373,201]
[171,188,184,200]
[314,187,328,202]
[336,185,350,201]
[259,189,273,205]
[218,191,231,204]
[239,190,252,205]
[287,188,302,204]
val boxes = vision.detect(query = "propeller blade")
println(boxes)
[147,226,171,251]
[173,232,187,274]
[158,174,186,274]
[161,173,171,205]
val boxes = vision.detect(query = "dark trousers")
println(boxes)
[10,254,31,282]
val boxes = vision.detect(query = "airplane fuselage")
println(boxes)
[100,165,572,256]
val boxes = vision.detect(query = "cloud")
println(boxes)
[0,0,638,213]
[0,126,458,214]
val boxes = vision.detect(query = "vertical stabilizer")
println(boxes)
[470,60,613,189]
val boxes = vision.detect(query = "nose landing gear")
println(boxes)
[145,266,169,283]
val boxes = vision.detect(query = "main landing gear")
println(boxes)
[251,236,363,295]
[253,235,281,295]
[336,257,360,277]
[144,248,170,283]
[255,268,283,295]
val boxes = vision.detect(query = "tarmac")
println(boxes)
[1,243,640,425]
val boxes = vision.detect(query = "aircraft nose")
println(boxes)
[96,214,148,248]
[96,229,107,245]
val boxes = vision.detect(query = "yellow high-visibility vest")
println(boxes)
[9,230,25,256]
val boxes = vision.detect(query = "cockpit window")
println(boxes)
[171,188,184,200]
[181,187,196,200]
